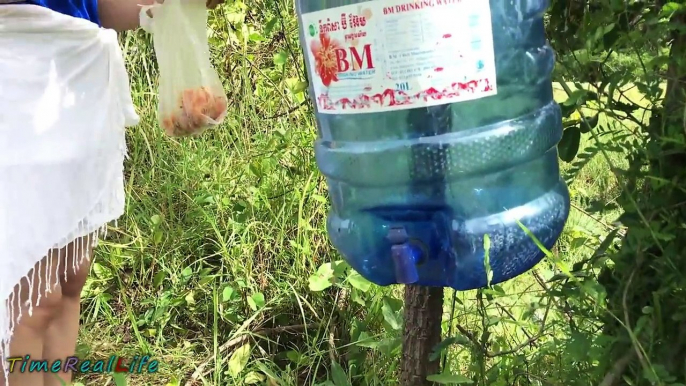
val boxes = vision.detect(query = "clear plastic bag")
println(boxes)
[140,0,228,137]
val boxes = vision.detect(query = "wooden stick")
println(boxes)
[400,285,444,386]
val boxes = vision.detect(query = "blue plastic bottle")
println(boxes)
[296,0,570,290]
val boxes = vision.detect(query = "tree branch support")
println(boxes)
[400,285,444,386]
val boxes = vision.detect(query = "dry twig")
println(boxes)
[185,324,316,385]
[455,297,552,358]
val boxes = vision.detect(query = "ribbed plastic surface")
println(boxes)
[297,0,570,290]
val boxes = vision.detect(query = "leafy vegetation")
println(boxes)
[71,0,686,385]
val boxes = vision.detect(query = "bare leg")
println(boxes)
[44,237,92,386]
[0,252,62,386]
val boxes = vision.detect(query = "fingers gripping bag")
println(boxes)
[140,0,228,137]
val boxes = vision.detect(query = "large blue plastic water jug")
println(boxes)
[296,0,570,290]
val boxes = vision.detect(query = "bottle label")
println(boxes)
[300,0,497,115]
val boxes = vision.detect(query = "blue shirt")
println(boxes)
[22,0,100,25]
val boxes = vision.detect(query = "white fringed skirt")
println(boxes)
[0,4,139,378]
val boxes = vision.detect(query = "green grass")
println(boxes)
[69,6,658,386]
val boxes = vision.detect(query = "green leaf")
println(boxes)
[185,291,195,305]
[331,260,349,277]
[430,335,471,361]
[382,298,402,330]
[153,271,166,287]
[308,263,336,291]
[354,331,376,348]
[351,288,366,306]
[198,272,213,286]
[254,362,281,384]
[563,89,588,106]
[592,228,620,260]
[273,51,287,66]
[569,49,592,65]
[378,337,402,357]
[661,2,683,17]
[227,343,251,378]
[347,270,372,292]
[112,372,128,386]
[222,286,236,302]
[648,55,671,71]
[312,194,328,204]
[244,371,265,384]
[152,229,164,245]
[165,376,181,386]
[580,114,599,133]
[248,33,265,42]
[291,81,309,94]
[559,101,577,119]
[93,262,112,279]
[249,162,262,177]
[603,23,615,34]
[309,274,333,291]
[264,17,278,35]
[248,292,265,310]
[558,126,582,163]
[286,350,302,364]
[330,361,351,386]
[426,372,473,384]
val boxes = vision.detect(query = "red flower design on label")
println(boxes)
[310,33,342,87]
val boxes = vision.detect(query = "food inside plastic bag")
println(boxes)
[161,86,227,137]
[140,0,228,137]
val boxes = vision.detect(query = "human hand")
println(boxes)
[206,0,225,9]
[145,0,225,18]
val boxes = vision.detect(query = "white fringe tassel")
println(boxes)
[0,148,126,385]
[0,83,128,385]
[0,219,110,385]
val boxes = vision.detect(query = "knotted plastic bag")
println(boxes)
[140,0,228,137]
